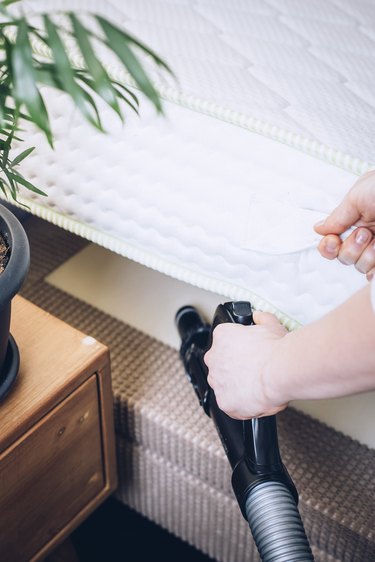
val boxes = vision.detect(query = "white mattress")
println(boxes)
[10,0,375,328]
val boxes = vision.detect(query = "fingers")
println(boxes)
[317,234,341,260]
[252,311,281,326]
[204,313,288,419]
[337,228,373,268]
[354,239,375,274]
[317,227,375,273]
[252,311,288,339]
[314,196,360,236]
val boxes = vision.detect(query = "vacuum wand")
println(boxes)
[176,301,314,562]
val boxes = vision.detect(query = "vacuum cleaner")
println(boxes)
[176,301,314,562]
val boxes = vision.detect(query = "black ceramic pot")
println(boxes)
[0,204,30,400]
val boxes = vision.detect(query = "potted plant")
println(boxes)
[0,0,171,399]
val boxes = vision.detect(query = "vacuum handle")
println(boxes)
[176,302,299,516]
[212,301,254,331]
[212,302,282,472]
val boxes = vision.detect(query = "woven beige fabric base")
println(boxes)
[116,440,345,562]
[116,440,256,562]
[20,218,375,562]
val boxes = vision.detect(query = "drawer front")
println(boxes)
[0,376,104,562]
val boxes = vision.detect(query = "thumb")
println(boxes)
[314,198,360,235]
[253,311,281,326]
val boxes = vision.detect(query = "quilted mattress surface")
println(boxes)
[10,0,375,327]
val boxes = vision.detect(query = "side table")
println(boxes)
[0,297,117,562]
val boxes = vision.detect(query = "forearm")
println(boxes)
[268,284,375,403]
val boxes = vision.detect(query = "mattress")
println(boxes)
[8,0,375,328]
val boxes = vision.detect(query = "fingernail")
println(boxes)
[355,229,370,245]
[325,239,337,252]
[368,272,374,281]
[314,219,325,228]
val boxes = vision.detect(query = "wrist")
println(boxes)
[261,332,296,408]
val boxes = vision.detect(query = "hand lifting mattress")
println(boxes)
[9,0,375,328]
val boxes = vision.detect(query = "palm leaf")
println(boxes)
[7,170,47,196]
[97,16,162,112]
[70,13,122,118]
[0,6,172,201]
[43,15,103,131]
[11,146,34,166]
[11,18,52,144]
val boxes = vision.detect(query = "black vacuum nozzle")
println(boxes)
[175,305,211,359]
[176,305,205,340]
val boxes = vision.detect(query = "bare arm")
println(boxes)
[205,285,375,420]
[267,284,375,405]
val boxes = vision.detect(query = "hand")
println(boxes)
[314,170,375,280]
[204,311,289,420]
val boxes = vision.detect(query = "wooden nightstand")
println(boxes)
[0,297,117,562]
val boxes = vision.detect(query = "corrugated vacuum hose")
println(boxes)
[176,302,314,562]
[246,481,313,561]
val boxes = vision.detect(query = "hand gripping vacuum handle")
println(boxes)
[176,302,314,561]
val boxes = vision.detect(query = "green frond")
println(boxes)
[0,4,172,201]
